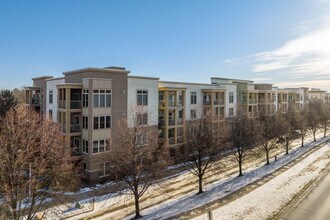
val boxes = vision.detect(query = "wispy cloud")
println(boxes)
[251,16,330,76]
[222,16,330,90]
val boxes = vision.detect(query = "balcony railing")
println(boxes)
[159,100,165,107]
[177,118,183,125]
[168,100,175,107]
[203,100,211,105]
[70,124,81,133]
[214,100,225,105]
[177,100,183,107]
[159,119,165,126]
[169,138,175,145]
[71,148,82,157]
[70,100,81,109]
[169,119,175,126]
[59,100,66,109]
[31,95,41,105]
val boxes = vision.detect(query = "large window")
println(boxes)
[49,90,53,104]
[93,116,111,130]
[83,89,89,107]
[82,116,88,129]
[93,139,111,154]
[229,92,234,103]
[190,91,197,104]
[93,90,111,108]
[137,113,148,125]
[82,139,88,153]
[137,90,148,106]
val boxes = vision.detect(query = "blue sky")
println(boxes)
[1,0,330,90]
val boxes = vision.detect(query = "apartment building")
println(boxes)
[158,81,233,159]
[26,67,329,183]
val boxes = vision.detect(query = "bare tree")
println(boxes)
[295,109,309,147]
[306,101,322,142]
[258,112,288,164]
[283,109,295,155]
[230,111,261,176]
[183,114,228,194]
[320,102,330,137]
[0,107,79,220]
[110,110,166,219]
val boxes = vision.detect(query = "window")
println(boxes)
[191,109,197,119]
[49,110,53,119]
[93,90,111,108]
[82,116,88,129]
[137,113,148,125]
[190,91,197,104]
[83,90,89,107]
[49,90,53,104]
[93,116,111,130]
[190,92,197,105]
[229,92,234,103]
[229,107,234,116]
[93,117,99,129]
[137,90,148,105]
[82,139,88,153]
[93,139,111,154]
[99,162,111,177]
[93,90,99,107]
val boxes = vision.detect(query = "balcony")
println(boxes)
[214,100,225,105]
[203,100,211,105]
[159,100,165,107]
[169,119,175,126]
[169,138,175,145]
[31,95,41,106]
[70,100,81,109]
[177,118,183,125]
[177,100,183,107]
[70,124,81,133]
[71,147,82,157]
[59,100,66,109]
[168,100,175,107]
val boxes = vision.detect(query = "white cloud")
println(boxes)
[253,77,273,82]
[251,17,330,77]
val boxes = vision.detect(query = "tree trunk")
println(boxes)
[198,175,204,194]
[313,130,316,142]
[238,159,243,176]
[266,151,270,165]
[301,135,304,147]
[325,124,327,137]
[285,138,289,155]
[133,193,141,219]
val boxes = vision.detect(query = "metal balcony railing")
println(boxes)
[203,100,211,105]
[169,138,175,145]
[168,100,175,107]
[70,100,81,109]
[169,119,175,126]
[59,100,66,109]
[177,118,183,125]
[70,124,81,133]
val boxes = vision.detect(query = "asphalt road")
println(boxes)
[284,168,330,220]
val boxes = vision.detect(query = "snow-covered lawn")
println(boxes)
[194,142,330,220]
[39,132,328,220]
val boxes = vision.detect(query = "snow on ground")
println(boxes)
[133,137,330,220]
[39,132,327,220]
[194,142,330,220]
